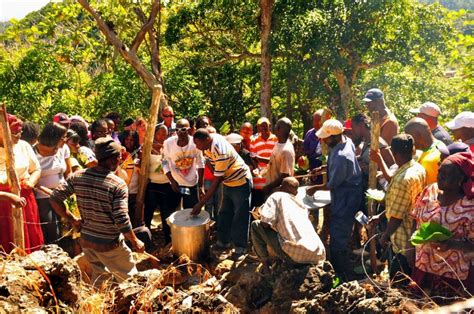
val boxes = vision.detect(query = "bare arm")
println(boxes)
[0,191,26,207]
[381,120,398,145]
[370,149,393,182]
[192,176,224,215]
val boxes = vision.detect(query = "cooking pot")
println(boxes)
[167,208,210,261]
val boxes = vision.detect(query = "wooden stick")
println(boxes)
[0,103,24,249]
[368,111,380,273]
[135,85,162,226]
[320,108,331,185]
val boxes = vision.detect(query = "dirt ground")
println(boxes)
[0,215,471,313]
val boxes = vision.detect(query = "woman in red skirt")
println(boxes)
[0,114,44,253]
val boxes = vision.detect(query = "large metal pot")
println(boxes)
[167,208,210,261]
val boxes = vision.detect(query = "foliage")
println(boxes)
[0,0,471,136]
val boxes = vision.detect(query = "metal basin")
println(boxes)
[167,208,210,261]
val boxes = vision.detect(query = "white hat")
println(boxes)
[446,111,474,130]
[409,102,441,117]
[226,133,243,144]
[316,119,344,139]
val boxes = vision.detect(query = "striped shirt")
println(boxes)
[203,134,251,187]
[250,133,278,168]
[250,133,277,189]
[50,167,132,245]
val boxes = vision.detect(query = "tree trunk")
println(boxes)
[135,86,162,225]
[260,0,273,119]
[333,69,352,120]
[0,104,24,250]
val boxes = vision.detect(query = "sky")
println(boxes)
[0,0,51,22]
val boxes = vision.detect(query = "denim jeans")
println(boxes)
[217,179,252,248]
[204,179,222,220]
[37,197,61,244]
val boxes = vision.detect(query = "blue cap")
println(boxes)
[363,88,384,102]
[437,142,469,156]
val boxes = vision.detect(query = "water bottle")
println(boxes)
[355,211,369,225]
[179,187,191,195]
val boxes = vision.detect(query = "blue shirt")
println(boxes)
[327,137,362,190]
[303,128,322,170]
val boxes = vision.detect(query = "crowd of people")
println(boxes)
[0,88,472,296]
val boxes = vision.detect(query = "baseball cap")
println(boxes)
[226,133,243,144]
[257,117,270,126]
[409,102,441,117]
[343,119,352,130]
[53,113,70,125]
[95,136,122,161]
[316,119,344,139]
[445,111,474,130]
[362,88,384,102]
[437,142,469,157]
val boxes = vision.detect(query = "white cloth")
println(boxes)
[162,135,204,187]
[259,192,326,264]
[35,146,67,198]
[0,140,40,184]
[128,159,140,194]
[149,153,169,184]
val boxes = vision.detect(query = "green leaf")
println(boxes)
[410,222,453,246]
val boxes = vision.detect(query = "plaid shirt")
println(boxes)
[385,160,426,254]
[260,192,326,263]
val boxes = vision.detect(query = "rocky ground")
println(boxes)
[0,227,470,313]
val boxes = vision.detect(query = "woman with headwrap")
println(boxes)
[411,152,474,295]
[0,114,44,253]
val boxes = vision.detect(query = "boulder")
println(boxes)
[23,244,82,305]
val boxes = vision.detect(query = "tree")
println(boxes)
[260,0,274,119]
[77,0,164,93]
[271,0,453,118]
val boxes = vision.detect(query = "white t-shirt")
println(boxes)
[149,153,169,184]
[128,159,140,194]
[34,146,67,199]
[0,140,40,184]
[265,140,295,186]
[163,135,204,187]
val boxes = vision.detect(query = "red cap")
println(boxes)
[344,119,352,130]
[53,113,70,125]
[7,114,23,134]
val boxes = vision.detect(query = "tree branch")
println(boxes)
[130,0,160,53]
[77,0,159,90]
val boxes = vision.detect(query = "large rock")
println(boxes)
[272,261,335,302]
[23,244,82,305]
[0,245,81,312]
[223,261,262,310]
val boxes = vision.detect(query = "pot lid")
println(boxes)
[168,208,210,227]
[296,187,331,210]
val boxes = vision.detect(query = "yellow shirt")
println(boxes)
[418,141,442,185]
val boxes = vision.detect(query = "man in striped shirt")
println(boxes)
[50,137,144,288]
[192,128,252,255]
[250,117,278,206]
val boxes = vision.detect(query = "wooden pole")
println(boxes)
[135,85,162,226]
[0,103,24,249]
[368,112,380,273]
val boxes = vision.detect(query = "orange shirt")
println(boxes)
[250,133,278,189]
[250,133,278,168]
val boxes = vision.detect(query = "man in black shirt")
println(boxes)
[409,102,453,146]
